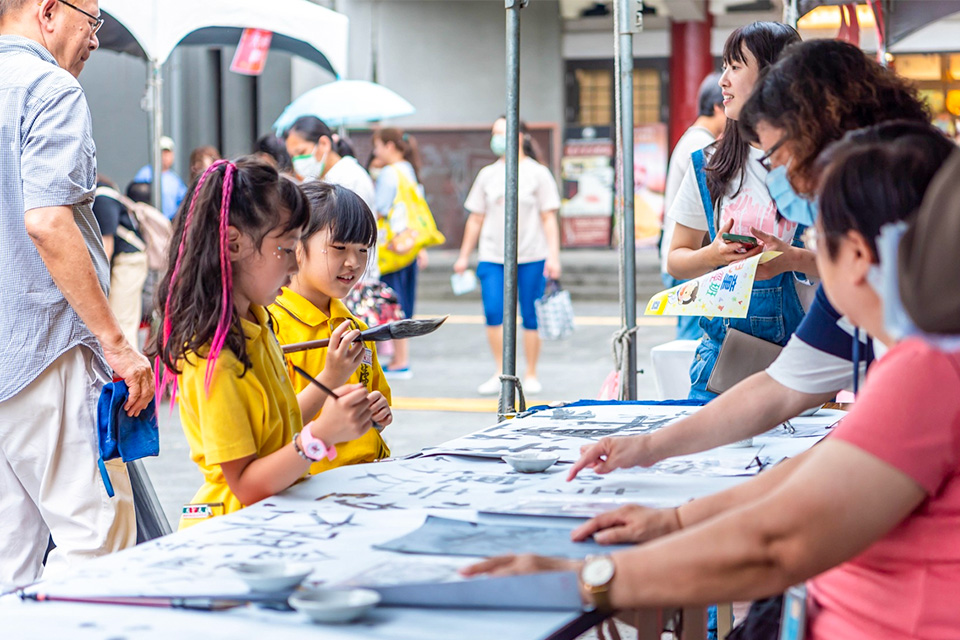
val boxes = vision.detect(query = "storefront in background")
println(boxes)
[892,52,960,140]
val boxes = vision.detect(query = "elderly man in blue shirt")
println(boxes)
[0,0,154,587]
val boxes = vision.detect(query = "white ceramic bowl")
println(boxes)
[289,588,381,624]
[228,561,312,592]
[502,452,560,473]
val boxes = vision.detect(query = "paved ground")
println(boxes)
[142,297,677,529]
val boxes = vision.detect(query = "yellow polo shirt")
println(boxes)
[269,288,391,475]
[177,305,303,529]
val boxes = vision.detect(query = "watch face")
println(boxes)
[305,442,325,457]
[582,556,615,587]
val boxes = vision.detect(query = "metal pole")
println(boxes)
[616,0,639,399]
[499,0,526,420]
[148,59,164,214]
[783,0,799,28]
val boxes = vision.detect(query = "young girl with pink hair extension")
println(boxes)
[150,158,377,528]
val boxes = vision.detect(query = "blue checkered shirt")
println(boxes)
[0,36,109,402]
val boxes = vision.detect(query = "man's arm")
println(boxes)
[26,206,153,415]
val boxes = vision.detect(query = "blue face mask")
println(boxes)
[867,221,918,342]
[765,165,819,227]
[490,134,506,157]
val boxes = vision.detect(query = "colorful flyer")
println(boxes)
[645,251,781,318]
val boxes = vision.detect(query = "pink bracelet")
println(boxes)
[298,426,337,462]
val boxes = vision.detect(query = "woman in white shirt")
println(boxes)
[454,118,562,396]
[666,22,814,402]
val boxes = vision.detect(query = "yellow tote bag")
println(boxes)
[377,167,445,275]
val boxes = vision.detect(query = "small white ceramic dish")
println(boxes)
[289,588,381,624]
[228,561,312,592]
[502,452,560,473]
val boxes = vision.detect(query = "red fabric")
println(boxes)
[808,339,960,640]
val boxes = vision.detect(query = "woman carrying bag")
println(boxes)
[371,128,444,378]
[454,118,562,396]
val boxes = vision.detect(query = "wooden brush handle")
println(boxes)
[281,338,331,354]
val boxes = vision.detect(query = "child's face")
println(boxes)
[234,225,301,309]
[298,228,369,301]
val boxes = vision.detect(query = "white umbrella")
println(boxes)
[273,80,415,132]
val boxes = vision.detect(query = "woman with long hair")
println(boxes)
[370,127,426,378]
[666,22,806,402]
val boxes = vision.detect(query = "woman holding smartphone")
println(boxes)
[666,22,815,401]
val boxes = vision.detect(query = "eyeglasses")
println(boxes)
[758,137,786,172]
[800,226,819,253]
[57,0,104,35]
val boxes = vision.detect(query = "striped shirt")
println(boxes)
[0,36,109,402]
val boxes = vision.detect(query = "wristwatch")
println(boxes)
[298,427,337,462]
[580,554,616,612]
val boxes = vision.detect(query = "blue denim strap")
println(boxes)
[691,149,717,241]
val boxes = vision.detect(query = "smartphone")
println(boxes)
[721,232,759,247]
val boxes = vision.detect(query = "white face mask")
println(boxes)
[292,147,328,182]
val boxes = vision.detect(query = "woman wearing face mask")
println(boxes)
[666,22,809,402]
[285,116,376,216]
[454,118,562,396]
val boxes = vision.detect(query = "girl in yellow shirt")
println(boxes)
[151,159,377,528]
[270,182,394,474]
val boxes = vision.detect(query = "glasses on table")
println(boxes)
[57,0,104,35]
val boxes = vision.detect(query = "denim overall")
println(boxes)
[687,150,807,402]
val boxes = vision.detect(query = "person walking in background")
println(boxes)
[454,118,562,396]
[188,145,221,184]
[92,177,149,350]
[133,135,188,220]
[661,73,726,341]
[371,127,427,379]
[0,0,152,587]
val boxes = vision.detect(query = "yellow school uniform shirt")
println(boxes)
[269,287,391,474]
[177,305,303,529]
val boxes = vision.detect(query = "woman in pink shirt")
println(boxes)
[463,123,960,639]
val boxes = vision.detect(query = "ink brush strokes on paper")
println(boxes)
[374,515,630,559]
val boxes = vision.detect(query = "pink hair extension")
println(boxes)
[157,160,235,404]
[203,161,237,392]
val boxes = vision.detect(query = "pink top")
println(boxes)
[807,338,960,640]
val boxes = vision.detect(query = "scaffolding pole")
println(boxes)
[498,0,527,420]
[615,0,641,400]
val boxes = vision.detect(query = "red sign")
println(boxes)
[230,28,273,76]
[561,216,612,248]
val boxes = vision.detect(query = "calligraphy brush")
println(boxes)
[291,365,383,432]
[281,315,449,355]
[19,591,290,611]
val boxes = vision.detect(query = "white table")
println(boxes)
[1,402,837,640]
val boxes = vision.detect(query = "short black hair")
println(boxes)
[127,181,152,204]
[817,121,954,261]
[299,182,377,249]
[697,72,724,117]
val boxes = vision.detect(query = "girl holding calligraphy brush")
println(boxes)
[151,159,375,529]
[270,182,393,475]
